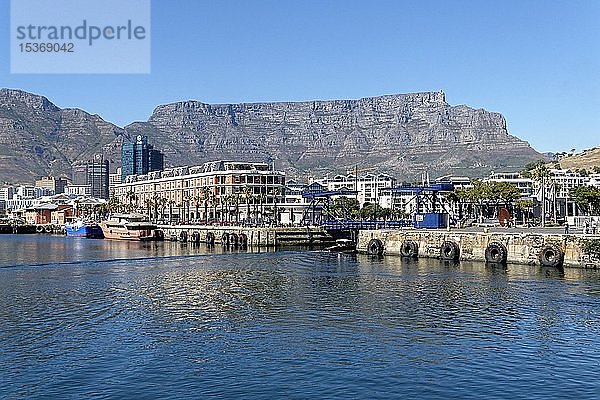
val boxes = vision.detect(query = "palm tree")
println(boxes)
[243,186,254,223]
[531,165,550,227]
[107,196,121,214]
[126,190,138,213]
[193,194,201,222]
[168,199,176,224]
[233,193,241,224]
[152,193,160,221]
[269,188,280,225]
[199,187,211,223]
[183,196,190,223]
[256,193,266,224]
[210,192,217,223]
[159,197,167,221]
[144,198,153,220]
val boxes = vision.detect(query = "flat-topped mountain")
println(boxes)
[0,88,543,183]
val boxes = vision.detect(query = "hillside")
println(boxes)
[0,88,544,183]
[556,147,600,171]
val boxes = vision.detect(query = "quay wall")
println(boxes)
[357,229,600,268]
[158,225,333,247]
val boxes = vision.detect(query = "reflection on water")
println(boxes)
[1,235,599,399]
[0,234,280,268]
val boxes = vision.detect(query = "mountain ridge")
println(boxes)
[0,88,544,183]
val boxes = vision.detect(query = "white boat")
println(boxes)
[325,238,356,253]
[99,214,160,241]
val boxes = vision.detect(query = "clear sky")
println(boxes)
[1,0,598,153]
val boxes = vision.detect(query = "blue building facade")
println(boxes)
[121,135,164,180]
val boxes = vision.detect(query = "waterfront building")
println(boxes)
[309,173,396,206]
[0,186,14,201]
[5,198,35,211]
[72,158,110,199]
[15,185,36,199]
[434,175,472,190]
[115,160,286,223]
[121,135,164,181]
[378,183,455,217]
[109,168,122,197]
[485,172,534,198]
[35,176,68,195]
[483,169,600,219]
[66,184,92,197]
[283,180,327,204]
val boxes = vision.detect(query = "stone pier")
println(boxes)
[158,225,334,247]
[357,229,600,268]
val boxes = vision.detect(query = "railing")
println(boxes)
[323,219,412,230]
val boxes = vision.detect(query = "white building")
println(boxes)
[309,173,396,206]
[0,186,14,201]
[485,172,534,198]
[434,175,472,190]
[115,160,286,223]
[66,184,92,197]
[109,169,122,197]
[15,185,35,199]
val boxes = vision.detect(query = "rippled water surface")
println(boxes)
[1,235,600,399]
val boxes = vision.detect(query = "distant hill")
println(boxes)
[0,88,544,183]
[556,147,600,171]
[0,89,127,183]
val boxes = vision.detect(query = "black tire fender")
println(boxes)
[206,231,215,245]
[367,238,384,256]
[230,233,239,247]
[179,230,188,242]
[440,241,460,260]
[485,241,507,264]
[539,244,564,267]
[239,233,248,248]
[400,240,419,258]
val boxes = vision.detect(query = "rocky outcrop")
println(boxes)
[0,88,543,183]
[130,90,542,179]
[0,89,126,182]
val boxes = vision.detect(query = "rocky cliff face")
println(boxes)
[129,90,542,179]
[0,89,126,183]
[0,88,543,183]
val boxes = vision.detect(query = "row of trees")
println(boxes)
[116,187,282,225]
[570,186,600,215]
[327,197,408,221]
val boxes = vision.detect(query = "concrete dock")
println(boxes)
[357,228,600,268]
[158,225,334,247]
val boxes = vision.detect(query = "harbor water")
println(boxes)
[1,235,599,399]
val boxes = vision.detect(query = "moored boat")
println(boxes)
[65,220,104,238]
[325,238,357,253]
[99,214,159,241]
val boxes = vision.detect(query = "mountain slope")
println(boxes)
[0,88,543,183]
[128,91,542,179]
[557,147,600,171]
[0,89,127,183]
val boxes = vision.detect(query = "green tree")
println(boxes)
[520,160,546,178]
[360,202,386,220]
[329,197,359,220]
[570,186,600,215]
[515,199,534,225]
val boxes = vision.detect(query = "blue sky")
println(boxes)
[1,0,598,152]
